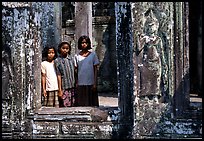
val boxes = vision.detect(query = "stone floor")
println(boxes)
[98,92,118,107]
[190,93,202,103]
[98,93,202,109]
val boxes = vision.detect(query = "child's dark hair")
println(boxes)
[42,46,57,61]
[58,42,71,55]
[78,35,92,50]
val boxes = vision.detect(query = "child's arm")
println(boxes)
[57,74,63,97]
[54,60,63,98]
[74,66,78,87]
[93,65,98,91]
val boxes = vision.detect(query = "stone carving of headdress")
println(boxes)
[143,8,160,35]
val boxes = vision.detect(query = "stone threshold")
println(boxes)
[32,106,119,122]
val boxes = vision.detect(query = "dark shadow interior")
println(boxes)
[189,1,202,96]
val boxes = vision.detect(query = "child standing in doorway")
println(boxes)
[41,46,59,107]
[74,35,100,106]
[54,42,76,107]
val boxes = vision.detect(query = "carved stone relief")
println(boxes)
[132,4,172,102]
[136,8,168,99]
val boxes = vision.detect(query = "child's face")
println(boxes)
[47,48,55,61]
[60,44,69,57]
[81,39,88,50]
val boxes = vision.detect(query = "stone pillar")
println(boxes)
[173,2,190,118]
[115,2,134,139]
[75,2,92,53]
[2,2,62,139]
[54,2,62,47]
[2,2,38,138]
[32,2,62,109]
[40,2,62,49]
[131,2,190,138]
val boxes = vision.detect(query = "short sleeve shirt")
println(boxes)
[54,55,75,89]
[74,51,99,85]
[41,61,58,91]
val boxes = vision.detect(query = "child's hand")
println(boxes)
[58,90,63,97]
[75,82,78,88]
[43,90,47,97]
[92,85,97,93]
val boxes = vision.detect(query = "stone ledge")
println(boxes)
[33,134,95,139]
[33,106,119,122]
[32,121,117,139]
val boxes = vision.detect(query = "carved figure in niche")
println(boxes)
[2,43,13,99]
[136,8,168,100]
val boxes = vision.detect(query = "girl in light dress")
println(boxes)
[41,46,59,107]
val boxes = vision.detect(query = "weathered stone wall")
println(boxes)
[2,2,61,139]
[32,107,119,139]
[115,2,134,139]
[131,2,174,138]
[130,2,199,139]
[2,2,41,138]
